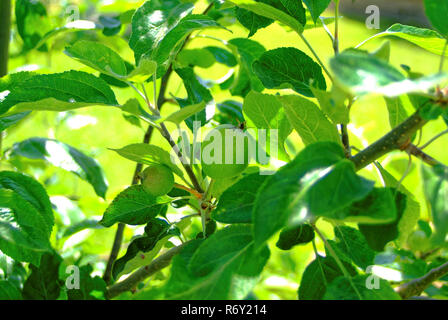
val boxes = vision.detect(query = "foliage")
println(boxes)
[1,0,448,301]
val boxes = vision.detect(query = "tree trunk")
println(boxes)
[0,0,12,77]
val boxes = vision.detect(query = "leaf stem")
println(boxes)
[420,129,448,150]
[312,224,363,300]
[298,33,333,82]
[333,0,340,54]
[439,39,448,73]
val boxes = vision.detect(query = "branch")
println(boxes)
[102,2,214,283]
[106,242,188,299]
[404,143,446,167]
[0,0,11,77]
[351,111,428,171]
[103,108,161,284]
[396,261,448,299]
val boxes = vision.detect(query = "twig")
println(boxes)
[396,261,448,299]
[299,33,333,81]
[333,0,340,54]
[420,129,448,150]
[404,143,445,167]
[0,0,11,162]
[103,123,153,284]
[103,2,214,283]
[351,111,428,171]
[106,242,189,299]
[0,0,11,78]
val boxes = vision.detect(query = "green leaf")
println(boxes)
[215,100,245,126]
[330,49,447,97]
[22,253,64,300]
[177,49,216,68]
[15,0,51,51]
[31,20,98,52]
[229,0,305,34]
[212,173,268,224]
[424,0,448,38]
[10,137,108,198]
[306,160,375,217]
[384,97,409,129]
[0,189,52,265]
[121,98,159,126]
[253,142,345,248]
[129,1,194,65]
[422,165,448,244]
[175,67,213,130]
[235,5,272,37]
[298,255,357,300]
[0,280,22,300]
[276,223,314,250]
[0,71,118,115]
[0,112,30,132]
[303,0,331,23]
[311,87,349,125]
[0,171,53,235]
[204,46,237,67]
[151,15,224,77]
[324,275,401,300]
[162,101,207,125]
[377,164,421,246]
[99,15,122,37]
[358,24,448,56]
[243,91,292,160]
[62,219,103,238]
[189,225,254,277]
[333,226,375,270]
[227,38,266,97]
[235,0,306,37]
[112,218,180,280]
[278,95,341,145]
[163,226,270,299]
[332,188,398,224]
[358,191,408,251]
[111,143,183,178]
[65,40,128,77]
[66,264,107,300]
[100,185,170,227]
[254,47,327,97]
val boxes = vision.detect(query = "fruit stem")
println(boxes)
[174,183,202,199]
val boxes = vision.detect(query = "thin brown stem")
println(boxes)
[405,143,445,167]
[103,2,214,284]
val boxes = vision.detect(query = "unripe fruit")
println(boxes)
[201,125,251,180]
[141,164,174,197]
[407,230,431,252]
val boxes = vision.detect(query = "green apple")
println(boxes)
[201,125,251,180]
[141,164,174,196]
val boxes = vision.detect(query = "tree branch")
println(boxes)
[404,143,446,167]
[0,0,11,78]
[106,242,188,299]
[396,261,448,299]
[102,2,214,283]
[351,111,428,171]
